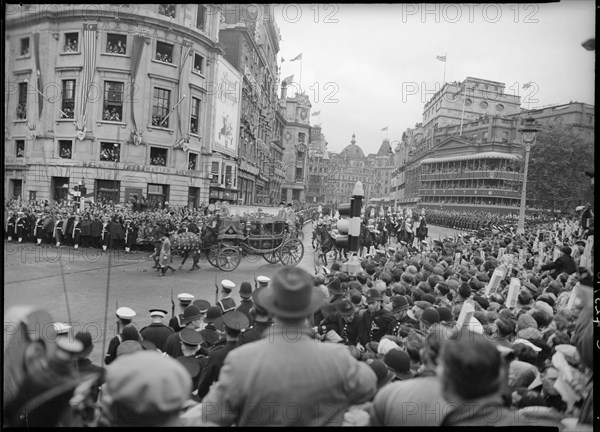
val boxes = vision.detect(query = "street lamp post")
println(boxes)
[516,117,541,235]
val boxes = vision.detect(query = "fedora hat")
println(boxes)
[178,305,202,325]
[255,267,326,319]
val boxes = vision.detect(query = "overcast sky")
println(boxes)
[272,2,595,156]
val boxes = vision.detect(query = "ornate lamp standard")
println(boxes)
[516,116,541,235]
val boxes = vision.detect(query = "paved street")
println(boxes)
[4,222,466,365]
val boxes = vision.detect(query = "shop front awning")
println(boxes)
[420,152,522,165]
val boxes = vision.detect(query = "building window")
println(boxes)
[150,147,168,166]
[298,132,306,143]
[496,103,504,113]
[58,140,72,159]
[197,5,206,30]
[158,4,176,18]
[100,142,121,162]
[61,80,75,119]
[16,140,25,157]
[480,100,488,110]
[188,152,198,170]
[296,168,303,182]
[225,165,233,187]
[190,97,200,134]
[188,186,199,208]
[20,37,30,56]
[193,53,204,74]
[64,32,79,52]
[147,184,169,209]
[155,41,173,64]
[106,33,127,54]
[587,115,593,125]
[292,189,301,201]
[17,83,27,120]
[152,88,171,127]
[502,131,509,143]
[96,180,120,204]
[103,81,124,121]
[482,131,488,143]
[53,177,70,202]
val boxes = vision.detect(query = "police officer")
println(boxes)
[104,306,136,365]
[169,293,195,332]
[199,306,225,349]
[236,282,254,324]
[140,309,174,352]
[361,289,394,344]
[197,310,249,400]
[385,296,412,337]
[217,280,237,314]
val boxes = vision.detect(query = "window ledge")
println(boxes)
[13,119,28,124]
[191,70,205,78]
[148,126,174,134]
[56,119,76,124]
[98,121,127,128]
[189,133,202,139]
[151,59,177,68]
[60,51,81,56]
[17,55,32,60]
[100,52,129,58]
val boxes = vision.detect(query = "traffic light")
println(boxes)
[335,202,352,249]
[338,202,351,218]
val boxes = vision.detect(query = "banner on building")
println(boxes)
[213,57,241,156]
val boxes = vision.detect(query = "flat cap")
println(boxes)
[104,352,191,424]
[116,307,136,320]
[222,310,249,331]
[149,309,168,318]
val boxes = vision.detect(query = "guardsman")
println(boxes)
[196,310,249,400]
[34,212,45,245]
[236,282,254,324]
[101,216,110,252]
[104,306,136,365]
[169,293,195,332]
[175,327,207,392]
[140,309,174,352]
[72,215,82,249]
[54,214,65,247]
[217,280,237,314]
[16,211,28,243]
[6,210,16,242]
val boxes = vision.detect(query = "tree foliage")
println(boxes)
[527,124,594,212]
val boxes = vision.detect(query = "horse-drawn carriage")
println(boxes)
[204,216,305,272]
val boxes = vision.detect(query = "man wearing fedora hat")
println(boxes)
[163,305,204,358]
[201,267,377,426]
[140,309,174,352]
[197,310,249,400]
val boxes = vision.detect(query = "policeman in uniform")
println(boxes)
[385,296,412,338]
[199,306,225,349]
[217,280,237,314]
[338,299,366,347]
[361,289,394,344]
[236,282,254,324]
[169,293,195,332]
[192,299,211,330]
[196,310,249,400]
[237,290,273,346]
[140,309,174,352]
[175,327,208,392]
[104,306,136,365]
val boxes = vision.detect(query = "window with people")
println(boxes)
[150,147,168,166]
[59,140,72,159]
[152,87,171,127]
[100,142,121,162]
[158,4,176,18]
[61,80,75,119]
[16,83,27,120]
[64,33,79,52]
[155,41,173,64]
[20,37,30,56]
[106,34,127,55]
[103,81,124,122]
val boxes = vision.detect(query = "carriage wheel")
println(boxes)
[279,238,304,267]
[263,249,280,264]
[207,245,220,268]
[217,247,241,272]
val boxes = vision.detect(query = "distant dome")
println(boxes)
[340,133,365,159]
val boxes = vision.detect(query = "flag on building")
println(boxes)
[282,74,294,85]
[312,111,321,116]
[76,23,98,131]
[290,53,303,61]
[436,55,447,62]
[381,126,388,131]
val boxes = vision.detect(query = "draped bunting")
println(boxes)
[32,33,43,118]
[129,35,145,136]
[175,40,194,148]
[75,23,98,132]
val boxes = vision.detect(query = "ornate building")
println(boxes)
[218,4,283,205]
[5,4,225,207]
[365,139,395,206]
[306,125,329,203]
[280,87,311,203]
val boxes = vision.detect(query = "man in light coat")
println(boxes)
[200,267,377,426]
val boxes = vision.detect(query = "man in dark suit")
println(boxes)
[197,311,249,400]
[539,246,577,278]
[163,305,203,359]
[237,292,273,346]
[140,309,174,352]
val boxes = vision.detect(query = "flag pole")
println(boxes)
[299,56,303,94]
[442,52,447,84]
